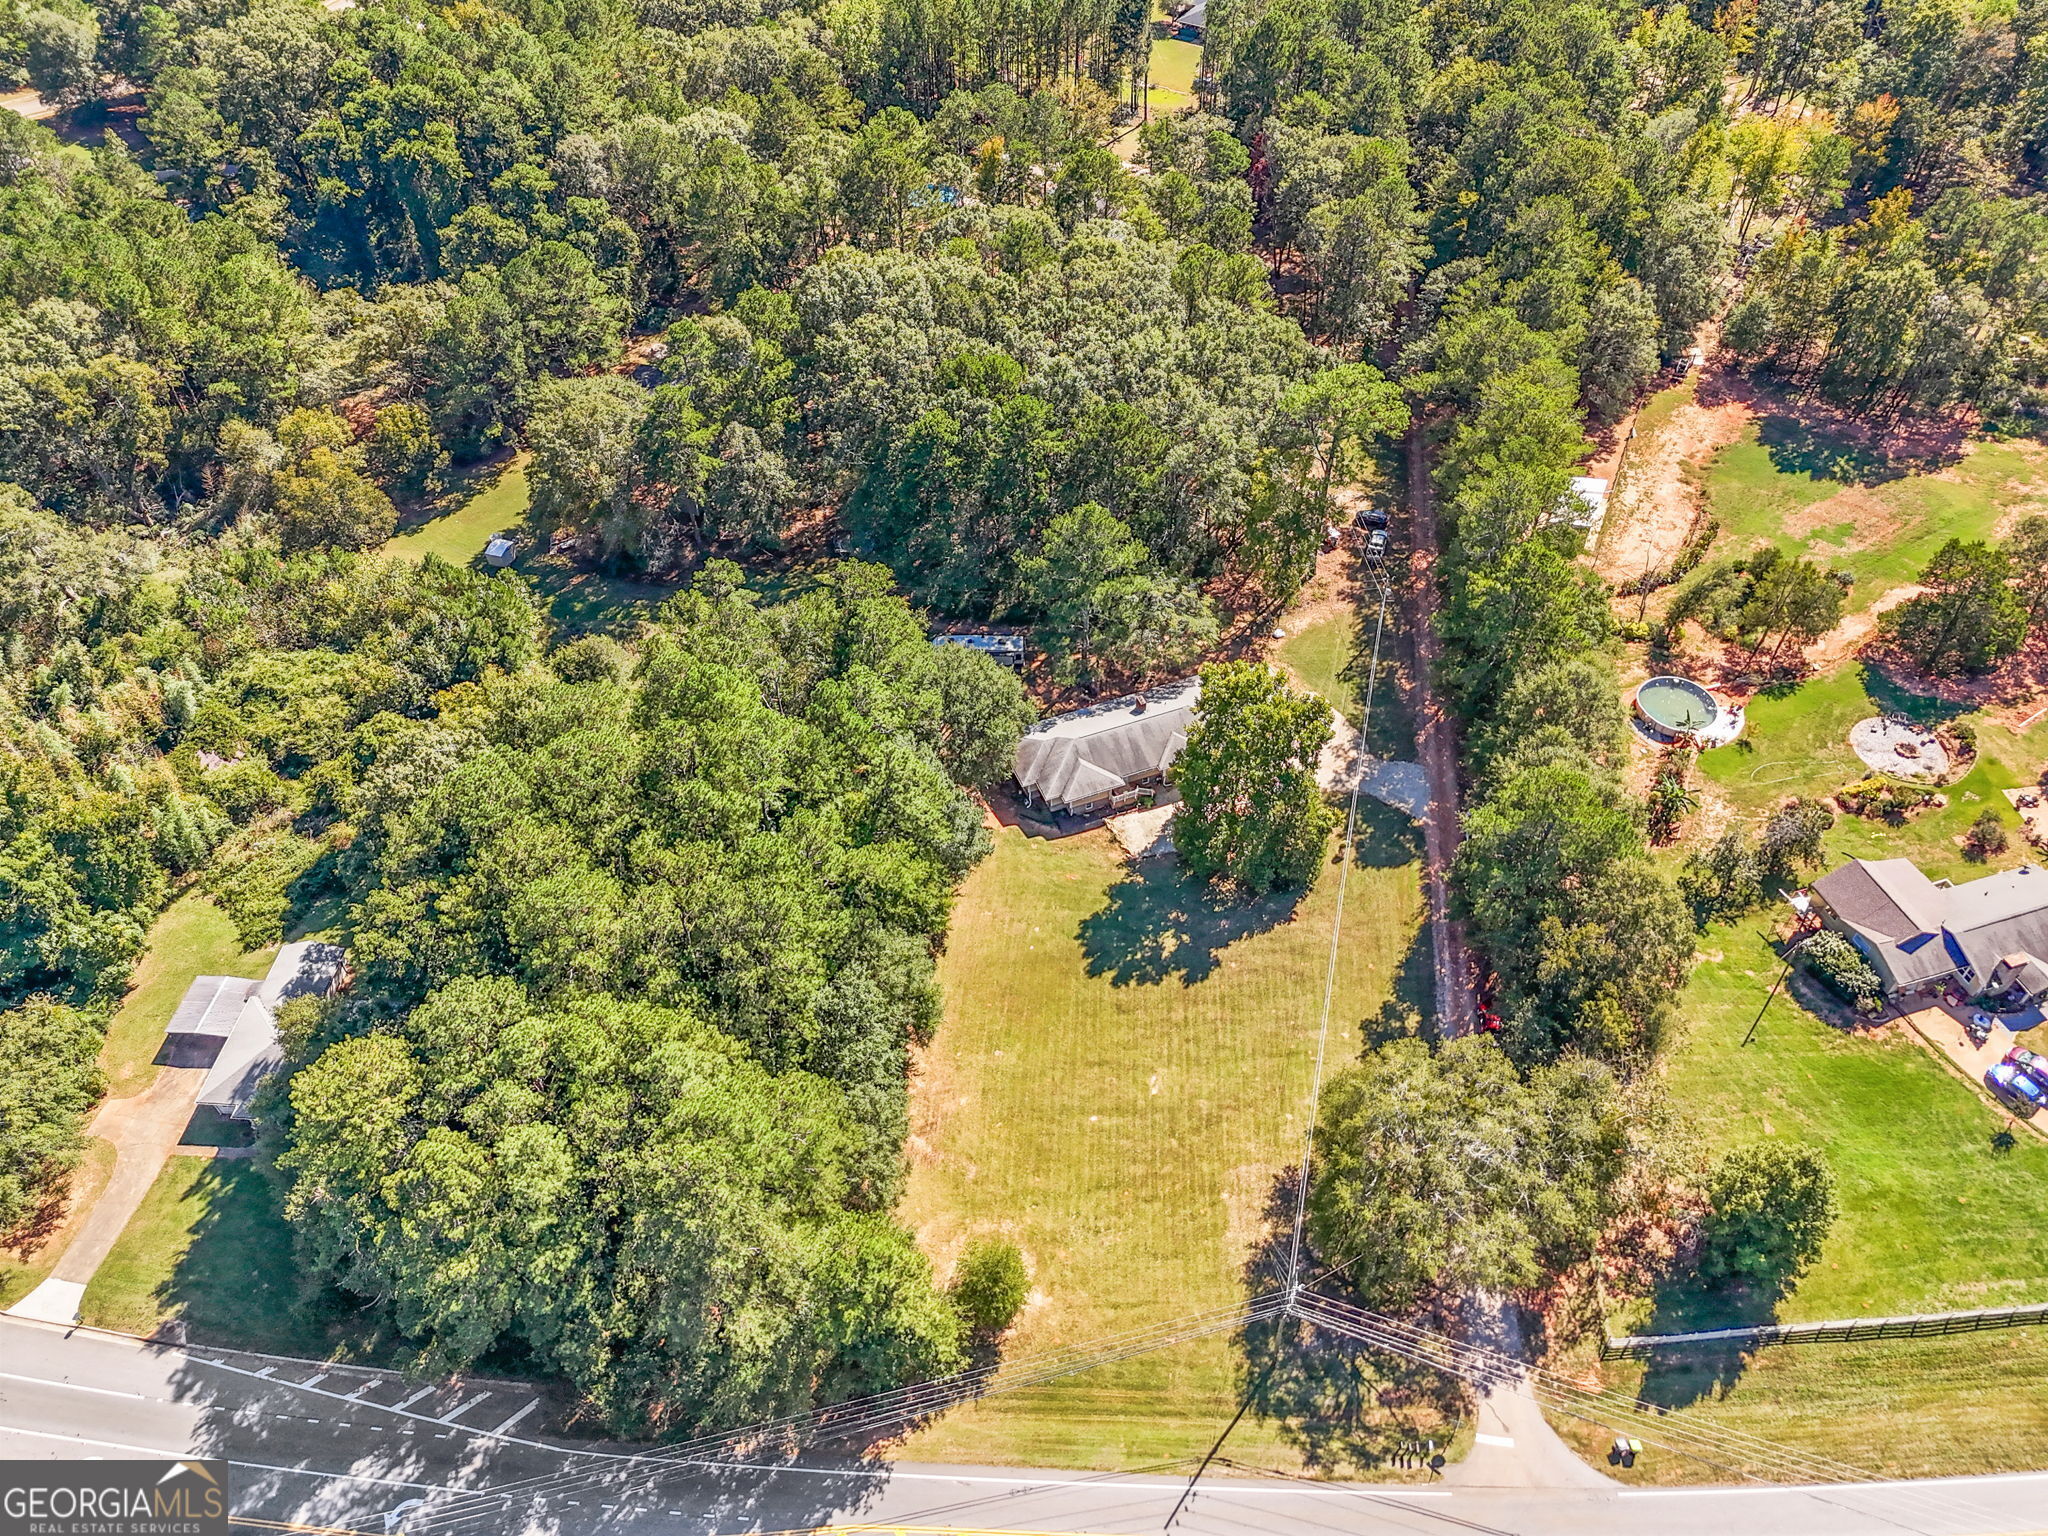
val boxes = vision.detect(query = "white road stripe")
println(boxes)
[0,1370,150,1402]
[439,1392,491,1424]
[395,1386,436,1411]
[0,1421,466,1491]
[1474,1432,1516,1447]
[298,1372,329,1388]
[489,1398,541,1436]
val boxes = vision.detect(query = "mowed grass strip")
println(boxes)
[1704,429,2046,612]
[898,811,1425,1471]
[1554,1326,2048,1484]
[81,1156,317,1354]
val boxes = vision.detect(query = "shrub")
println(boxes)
[1965,807,2009,860]
[950,1238,1028,1338]
[1800,930,1884,1014]
[1836,777,1937,822]
[205,758,290,824]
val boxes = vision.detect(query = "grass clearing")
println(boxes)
[102,891,278,1098]
[1148,36,1201,99]
[1703,429,2046,612]
[80,1156,319,1354]
[1697,663,2048,880]
[1277,611,1356,719]
[384,453,668,635]
[382,454,530,567]
[896,803,1432,1472]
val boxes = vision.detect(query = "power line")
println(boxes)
[1284,553,1394,1297]
[402,1297,1289,1532]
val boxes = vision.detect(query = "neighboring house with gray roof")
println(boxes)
[1810,857,2048,1008]
[162,941,347,1120]
[1013,677,1200,818]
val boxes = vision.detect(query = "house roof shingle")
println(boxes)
[1814,858,2048,991]
[1013,677,1200,809]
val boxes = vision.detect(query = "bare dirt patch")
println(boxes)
[1781,484,1907,551]
[1802,583,1926,672]
[1595,374,1753,583]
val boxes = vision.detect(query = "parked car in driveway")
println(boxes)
[1366,529,1391,560]
[1987,1062,2047,1116]
[2004,1046,2048,1093]
[1355,505,1390,530]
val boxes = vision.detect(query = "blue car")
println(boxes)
[2004,1046,2048,1093]
[1986,1063,2047,1116]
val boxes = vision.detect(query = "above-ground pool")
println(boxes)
[1634,676,1721,736]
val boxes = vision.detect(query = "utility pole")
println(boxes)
[1743,932,1811,1047]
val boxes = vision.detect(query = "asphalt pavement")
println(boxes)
[2,1315,2042,1536]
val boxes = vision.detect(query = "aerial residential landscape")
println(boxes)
[0,0,2045,1532]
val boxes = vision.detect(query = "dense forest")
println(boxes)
[1,0,2045,1436]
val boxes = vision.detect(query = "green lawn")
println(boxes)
[1145,35,1202,110]
[896,807,1437,1473]
[1276,606,1414,762]
[382,453,530,567]
[1702,429,2044,612]
[384,453,668,635]
[1698,663,2048,880]
[102,892,278,1098]
[1662,916,2048,1326]
[80,1156,326,1354]
[1546,905,2048,1482]
[1277,613,1356,719]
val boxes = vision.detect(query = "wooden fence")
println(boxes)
[1601,1301,2048,1359]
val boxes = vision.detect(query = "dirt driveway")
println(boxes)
[1594,374,1753,584]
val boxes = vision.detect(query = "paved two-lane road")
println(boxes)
[1,1316,2041,1536]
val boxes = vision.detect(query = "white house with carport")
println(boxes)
[162,940,347,1120]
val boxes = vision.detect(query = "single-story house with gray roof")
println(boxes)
[1810,857,2048,1008]
[162,940,347,1120]
[1013,677,1199,818]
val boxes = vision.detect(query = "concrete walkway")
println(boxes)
[1442,1299,1615,1491]
[6,1065,208,1325]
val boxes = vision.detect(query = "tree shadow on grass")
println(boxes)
[1860,662,1977,728]
[1627,1273,1785,1413]
[1079,801,1422,988]
[1757,414,1907,488]
[153,1158,385,1359]
[1078,859,1302,986]
[1363,921,1438,1051]
[1231,1172,1468,1475]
